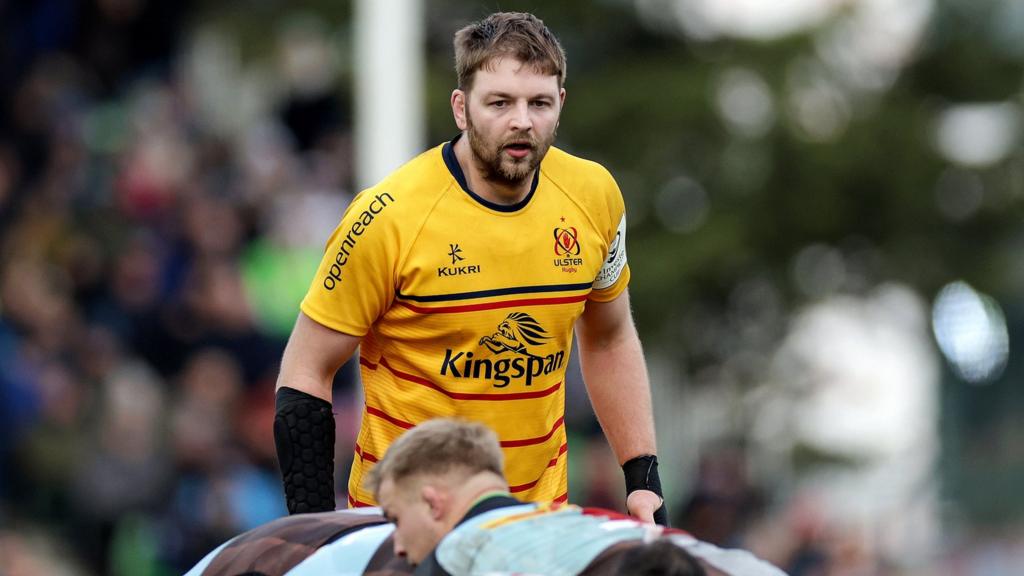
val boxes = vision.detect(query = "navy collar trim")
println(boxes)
[457,494,523,526]
[442,134,540,213]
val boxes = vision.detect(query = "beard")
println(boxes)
[465,111,556,186]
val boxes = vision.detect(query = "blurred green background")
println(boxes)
[1,0,1023,574]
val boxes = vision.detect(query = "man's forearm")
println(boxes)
[578,317,668,525]
[275,359,338,514]
[274,386,336,514]
[578,327,656,463]
[272,342,339,512]
[273,315,360,514]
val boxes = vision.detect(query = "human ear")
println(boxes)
[451,90,468,131]
[422,485,448,521]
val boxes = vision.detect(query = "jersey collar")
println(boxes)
[457,494,523,526]
[442,134,540,213]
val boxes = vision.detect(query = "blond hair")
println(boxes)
[365,419,505,496]
[453,12,567,90]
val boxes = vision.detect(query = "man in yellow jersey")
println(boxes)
[274,11,666,525]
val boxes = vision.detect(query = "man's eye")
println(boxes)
[490,101,507,108]
[531,100,550,108]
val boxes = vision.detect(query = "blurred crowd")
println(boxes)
[0,1,356,574]
[2,2,1024,576]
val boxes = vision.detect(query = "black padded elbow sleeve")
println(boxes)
[274,387,336,514]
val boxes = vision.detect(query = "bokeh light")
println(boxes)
[933,103,1020,168]
[713,67,775,139]
[931,281,1010,384]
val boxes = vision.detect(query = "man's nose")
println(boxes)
[393,538,407,558]
[509,101,532,131]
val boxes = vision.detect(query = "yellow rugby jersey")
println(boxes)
[301,136,630,507]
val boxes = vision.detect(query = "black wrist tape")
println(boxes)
[623,454,670,526]
[274,387,336,514]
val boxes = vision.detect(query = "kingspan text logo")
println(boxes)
[323,192,394,290]
[439,312,565,388]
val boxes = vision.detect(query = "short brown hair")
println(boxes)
[453,12,567,90]
[365,419,505,496]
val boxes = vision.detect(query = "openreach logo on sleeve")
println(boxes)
[322,192,394,290]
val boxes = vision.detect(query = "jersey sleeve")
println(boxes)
[300,190,400,336]
[589,172,630,303]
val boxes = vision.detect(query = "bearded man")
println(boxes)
[274,11,665,525]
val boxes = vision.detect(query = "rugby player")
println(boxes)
[189,420,786,576]
[275,11,665,524]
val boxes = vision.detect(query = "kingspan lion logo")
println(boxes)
[440,312,564,387]
[478,312,551,359]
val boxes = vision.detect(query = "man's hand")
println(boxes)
[626,489,664,524]
[621,454,669,526]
